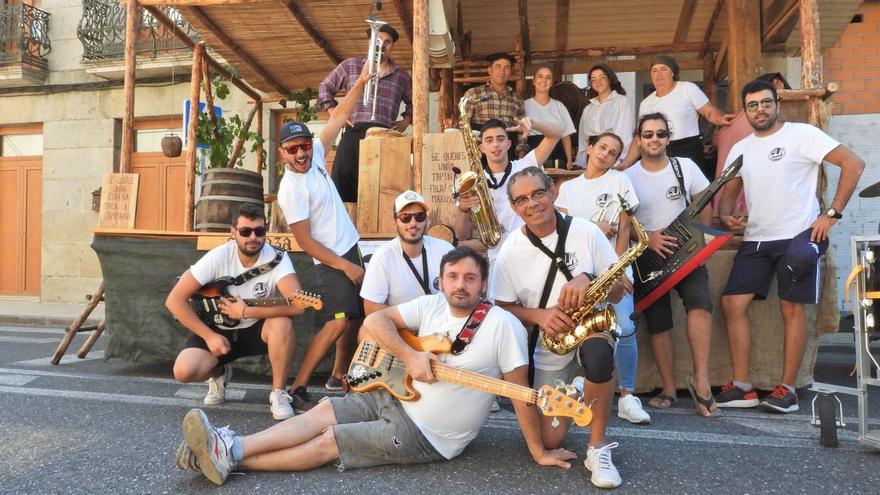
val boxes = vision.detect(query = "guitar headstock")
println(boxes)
[536,384,593,427]
[719,155,744,181]
[290,290,323,310]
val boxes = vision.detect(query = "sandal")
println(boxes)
[647,393,676,409]
[686,375,720,418]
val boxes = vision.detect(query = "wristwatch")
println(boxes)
[825,207,843,219]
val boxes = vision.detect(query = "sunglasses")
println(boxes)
[640,130,670,139]
[283,141,313,154]
[510,187,549,208]
[745,98,777,113]
[235,226,267,237]
[396,212,428,224]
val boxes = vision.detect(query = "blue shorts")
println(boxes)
[722,228,827,304]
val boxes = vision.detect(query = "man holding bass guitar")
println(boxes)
[174,247,577,486]
[166,203,304,421]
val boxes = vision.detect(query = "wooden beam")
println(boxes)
[392,0,414,45]
[201,60,222,145]
[714,34,728,80]
[255,102,264,173]
[518,0,530,65]
[281,0,341,66]
[700,0,725,58]
[120,0,139,174]
[553,0,569,77]
[799,0,822,126]
[412,0,429,194]
[137,0,260,6]
[726,0,761,112]
[438,68,454,130]
[183,6,289,95]
[226,103,259,169]
[143,6,261,101]
[763,0,800,45]
[674,0,698,44]
[184,42,204,232]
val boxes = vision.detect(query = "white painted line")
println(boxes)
[0,374,37,386]
[0,326,67,335]
[10,351,106,366]
[175,386,247,401]
[0,336,59,344]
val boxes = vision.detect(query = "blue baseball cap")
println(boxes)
[784,228,828,282]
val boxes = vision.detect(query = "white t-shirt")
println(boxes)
[396,293,528,459]
[490,217,619,371]
[523,98,576,138]
[638,81,709,141]
[486,151,541,262]
[625,157,709,232]
[725,122,840,242]
[189,241,296,330]
[360,236,455,306]
[576,91,634,165]
[277,140,360,264]
[556,170,640,228]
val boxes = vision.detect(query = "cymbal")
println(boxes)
[859,180,880,198]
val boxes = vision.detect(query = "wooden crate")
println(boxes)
[357,134,413,235]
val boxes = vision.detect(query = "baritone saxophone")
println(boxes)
[541,196,649,355]
[452,96,504,248]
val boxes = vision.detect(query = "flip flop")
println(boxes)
[647,393,676,409]
[686,375,720,418]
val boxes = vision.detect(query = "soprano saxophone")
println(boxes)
[452,96,504,248]
[541,196,649,355]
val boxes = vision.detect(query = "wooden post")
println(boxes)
[438,69,454,130]
[255,101,264,173]
[225,103,260,168]
[703,54,717,105]
[184,43,205,232]
[50,282,105,365]
[412,0,429,193]
[201,61,222,145]
[726,0,761,113]
[119,0,139,174]
[799,0,822,126]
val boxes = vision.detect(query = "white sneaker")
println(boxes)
[490,399,501,412]
[585,442,622,488]
[204,366,232,405]
[269,389,295,420]
[182,409,236,486]
[617,395,651,424]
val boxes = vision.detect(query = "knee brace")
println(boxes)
[577,338,615,383]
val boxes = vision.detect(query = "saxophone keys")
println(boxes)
[563,334,577,347]
[574,325,587,337]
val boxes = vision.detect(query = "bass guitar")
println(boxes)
[347,330,592,427]
[190,276,323,327]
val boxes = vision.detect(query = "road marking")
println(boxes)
[0,374,37,386]
[0,336,59,344]
[10,351,106,366]
[175,386,247,401]
[0,326,67,335]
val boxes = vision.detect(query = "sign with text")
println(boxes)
[421,131,470,230]
[98,173,139,228]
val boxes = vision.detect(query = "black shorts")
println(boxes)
[331,122,388,203]
[722,230,826,304]
[315,244,365,322]
[640,265,713,334]
[184,320,266,366]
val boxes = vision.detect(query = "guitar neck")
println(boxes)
[242,298,289,307]
[681,155,743,220]
[430,362,537,404]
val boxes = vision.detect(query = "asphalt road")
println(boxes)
[1,323,879,494]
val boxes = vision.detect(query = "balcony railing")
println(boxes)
[77,0,199,61]
[0,3,52,69]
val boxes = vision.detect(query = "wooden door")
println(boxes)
[0,124,42,296]
[131,117,185,231]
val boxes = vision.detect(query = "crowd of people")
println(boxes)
[164,27,866,489]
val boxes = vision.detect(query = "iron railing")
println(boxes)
[77,0,199,61]
[0,3,52,69]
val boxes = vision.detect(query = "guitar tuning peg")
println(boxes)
[553,378,566,390]
[551,417,560,428]
[564,384,577,398]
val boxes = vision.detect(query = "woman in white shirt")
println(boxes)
[524,66,577,168]
[620,55,734,179]
[575,64,634,168]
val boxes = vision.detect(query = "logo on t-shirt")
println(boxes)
[768,147,785,161]
[666,186,682,201]
[564,252,578,274]
[432,276,440,291]
[252,282,269,298]
[595,193,610,208]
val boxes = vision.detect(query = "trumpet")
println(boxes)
[590,195,623,226]
[364,17,387,122]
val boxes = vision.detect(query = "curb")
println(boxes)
[0,315,102,328]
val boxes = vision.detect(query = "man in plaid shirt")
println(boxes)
[463,52,525,161]
[317,24,412,203]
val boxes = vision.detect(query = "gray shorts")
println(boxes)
[330,390,443,471]
[533,358,581,391]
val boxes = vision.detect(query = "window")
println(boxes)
[0,134,43,156]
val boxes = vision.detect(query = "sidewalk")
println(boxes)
[0,298,104,328]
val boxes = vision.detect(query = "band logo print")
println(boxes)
[666,186,682,200]
[252,282,269,298]
[768,147,785,161]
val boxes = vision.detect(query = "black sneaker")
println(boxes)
[325,376,344,391]
[716,381,759,408]
[759,385,799,413]
[289,386,317,414]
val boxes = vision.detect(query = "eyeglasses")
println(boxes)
[282,141,313,154]
[396,212,427,224]
[745,98,777,113]
[235,226,267,237]
[589,74,608,83]
[640,130,671,140]
[510,187,549,208]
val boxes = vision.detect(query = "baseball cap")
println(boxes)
[279,121,313,144]
[393,190,428,215]
[784,228,829,282]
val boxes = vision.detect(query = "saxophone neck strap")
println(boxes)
[524,211,575,283]
[483,161,513,190]
[402,245,431,295]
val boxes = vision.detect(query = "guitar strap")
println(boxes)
[523,211,573,384]
[669,156,690,207]
[451,299,493,355]
[231,249,283,286]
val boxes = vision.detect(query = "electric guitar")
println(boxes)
[347,330,592,427]
[189,276,323,327]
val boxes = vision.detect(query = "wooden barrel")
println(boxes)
[195,168,264,232]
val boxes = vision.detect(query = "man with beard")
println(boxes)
[491,166,627,488]
[175,247,576,486]
[276,67,368,410]
[360,190,453,314]
[166,204,303,421]
[716,79,864,413]
[624,113,717,418]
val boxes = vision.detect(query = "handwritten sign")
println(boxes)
[421,131,470,230]
[98,173,139,228]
